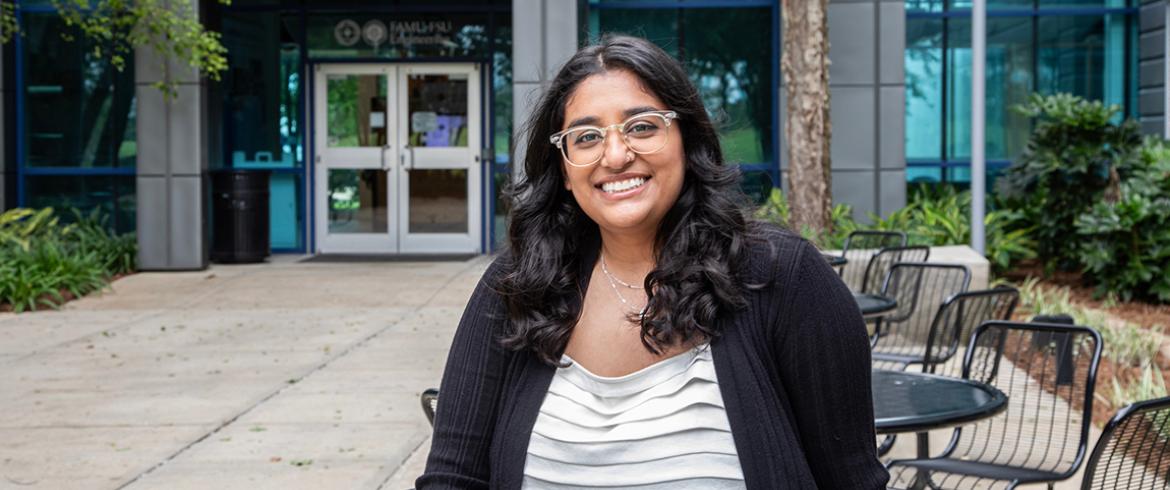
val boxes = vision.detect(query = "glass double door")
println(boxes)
[313,63,481,254]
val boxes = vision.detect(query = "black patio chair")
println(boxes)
[921,287,1021,377]
[859,245,931,296]
[839,230,907,292]
[870,262,971,365]
[887,321,1103,490]
[421,388,439,426]
[1081,396,1170,489]
[871,262,970,456]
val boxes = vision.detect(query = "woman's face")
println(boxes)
[559,69,685,237]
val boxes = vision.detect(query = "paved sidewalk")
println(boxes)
[0,256,489,490]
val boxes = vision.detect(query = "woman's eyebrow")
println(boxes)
[565,106,665,129]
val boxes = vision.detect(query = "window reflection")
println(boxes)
[590,7,773,165]
[22,13,136,168]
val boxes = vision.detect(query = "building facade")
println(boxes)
[0,0,1148,269]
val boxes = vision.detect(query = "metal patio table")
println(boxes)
[872,369,1008,459]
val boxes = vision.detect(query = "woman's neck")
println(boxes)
[598,228,656,278]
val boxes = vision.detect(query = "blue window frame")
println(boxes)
[905,0,1138,185]
[13,1,139,233]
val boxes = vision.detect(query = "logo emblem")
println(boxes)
[334,20,360,47]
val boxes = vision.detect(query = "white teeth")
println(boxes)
[601,177,647,193]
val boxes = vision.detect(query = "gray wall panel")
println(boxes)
[545,3,578,81]
[829,86,876,170]
[167,83,205,177]
[136,176,170,268]
[1142,30,1164,59]
[512,0,543,84]
[1139,1,1168,136]
[1142,2,1165,32]
[879,1,905,85]
[879,170,907,216]
[169,176,205,269]
[832,170,877,218]
[1140,88,1164,116]
[827,3,876,86]
[879,86,905,170]
[1141,59,1164,88]
[135,88,169,176]
[1142,117,1165,135]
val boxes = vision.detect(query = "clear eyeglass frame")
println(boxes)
[549,110,679,168]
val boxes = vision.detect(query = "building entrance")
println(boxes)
[313,63,482,254]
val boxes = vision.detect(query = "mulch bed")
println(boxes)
[1001,262,1170,331]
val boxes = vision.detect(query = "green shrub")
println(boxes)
[0,207,137,312]
[753,188,859,250]
[754,185,1035,272]
[998,93,1143,273]
[1073,137,1170,303]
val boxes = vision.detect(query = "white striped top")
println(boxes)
[521,343,746,489]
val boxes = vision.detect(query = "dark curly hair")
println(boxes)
[497,34,762,366]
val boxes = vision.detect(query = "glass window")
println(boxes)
[682,8,773,164]
[22,13,136,168]
[945,17,1033,161]
[1037,14,1128,112]
[906,18,943,160]
[904,2,1136,190]
[493,19,512,165]
[24,176,136,234]
[907,166,943,184]
[590,6,774,165]
[221,12,304,168]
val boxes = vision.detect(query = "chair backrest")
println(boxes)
[924,287,1020,376]
[840,230,907,291]
[944,321,1102,480]
[421,388,439,426]
[860,245,931,295]
[1082,396,1170,489]
[871,262,970,369]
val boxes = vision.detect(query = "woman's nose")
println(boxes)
[599,130,631,169]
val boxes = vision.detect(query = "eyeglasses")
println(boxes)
[549,110,678,168]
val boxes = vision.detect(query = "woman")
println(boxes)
[417,35,887,489]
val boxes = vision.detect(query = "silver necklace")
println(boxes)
[601,262,647,316]
[600,255,645,290]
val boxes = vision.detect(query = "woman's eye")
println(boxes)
[626,122,658,135]
[573,132,601,145]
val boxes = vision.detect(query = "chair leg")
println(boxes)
[877,434,896,456]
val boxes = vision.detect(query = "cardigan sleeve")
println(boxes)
[771,239,890,488]
[415,259,512,489]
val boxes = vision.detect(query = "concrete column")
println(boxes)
[780,0,906,221]
[511,0,578,178]
[135,0,208,270]
[1139,0,1168,136]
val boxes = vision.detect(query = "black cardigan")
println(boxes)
[416,227,890,489]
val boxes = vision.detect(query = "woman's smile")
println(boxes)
[595,172,652,200]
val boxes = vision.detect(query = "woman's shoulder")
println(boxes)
[742,221,819,284]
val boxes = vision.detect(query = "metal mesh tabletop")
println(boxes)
[873,370,1008,435]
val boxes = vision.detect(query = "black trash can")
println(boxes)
[211,170,270,263]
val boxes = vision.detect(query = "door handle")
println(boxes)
[401,145,414,171]
[380,145,391,171]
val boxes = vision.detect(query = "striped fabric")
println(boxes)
[522,343,746,489]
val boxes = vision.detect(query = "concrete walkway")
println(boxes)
[0,255,489,489]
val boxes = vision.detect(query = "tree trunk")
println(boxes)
[781,0,833,235]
